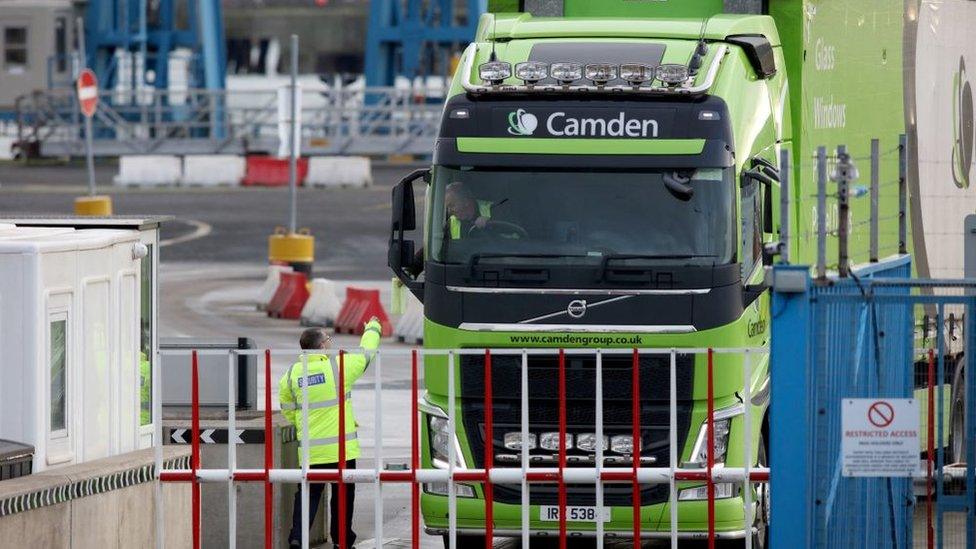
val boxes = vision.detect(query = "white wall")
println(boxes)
[0,227,150,472]
[915,0,976,278]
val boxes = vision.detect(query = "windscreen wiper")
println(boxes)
[598,254,717,282]
[469,253,588,280]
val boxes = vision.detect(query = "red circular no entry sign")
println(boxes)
[76,68,99,118]
[867,401,895,428]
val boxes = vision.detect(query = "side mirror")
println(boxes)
[391,168,425,232]
[743,160,779,234]
[389,168,429,298]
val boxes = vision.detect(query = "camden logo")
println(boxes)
[508,108,538,136]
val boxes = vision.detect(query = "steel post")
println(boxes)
[899,134,908,255]
[836,144,850,278]
[870,139,880,262]
[817,146,828,279]
[289,34,299,234]
[779,147,790,264]
[77,17,96,196]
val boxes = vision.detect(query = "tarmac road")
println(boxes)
[0,160,423,279]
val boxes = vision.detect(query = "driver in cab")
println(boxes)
[445,182,492,239]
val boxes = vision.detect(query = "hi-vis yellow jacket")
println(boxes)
[449,200,493,239]
[279,321,381,464]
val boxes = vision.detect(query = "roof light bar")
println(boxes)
[584,63,618,86]
[549,62,583,85]
[656,64,691,87]
[514,61,548,85]
[479,61,512,86]
[619,63,655,87]
[462,45,729,97]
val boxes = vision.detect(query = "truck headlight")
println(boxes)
[689,417,733,466]
[424,482,476,498]
[550,62,583,85]
[656,63,690,86]
[576,433,609,452]
[539,432,573,451]
[678,483,735,500]
[428,415,464,468]
[584,63,618,86]
[684,404,743,468]
[609,435,633,455]
[619,63,654,86]
[515,61,548,84]
[479,61,511,85]
[503,432,536,451]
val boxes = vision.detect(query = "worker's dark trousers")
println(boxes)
[288,459,357,547]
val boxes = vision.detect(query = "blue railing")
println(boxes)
[769,256,976,547]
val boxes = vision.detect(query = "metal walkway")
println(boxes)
[14,87,443,157]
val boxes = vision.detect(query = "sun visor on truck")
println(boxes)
[528,42,666,87]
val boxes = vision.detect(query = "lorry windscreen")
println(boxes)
[428,167,735,268]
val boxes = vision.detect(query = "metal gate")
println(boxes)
[771,255,976,547]
[153,345,770,548]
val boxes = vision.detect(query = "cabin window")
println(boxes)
[139,244,154,426]
[741,176,763,280]
[55,17,67,73]
[4,26,28,72]
[50,317,68,434]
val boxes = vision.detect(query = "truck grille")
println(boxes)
[459,353,695,506]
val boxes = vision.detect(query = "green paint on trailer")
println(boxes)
[563,0,724,19]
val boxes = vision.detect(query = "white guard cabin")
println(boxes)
[0,217,163,473]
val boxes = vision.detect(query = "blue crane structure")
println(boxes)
[83,0,226,96]
[365,0,487,87]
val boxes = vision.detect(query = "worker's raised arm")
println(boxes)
[278,368,298,425]
[341,318,382,388]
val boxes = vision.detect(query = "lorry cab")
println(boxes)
[389,12,785,544]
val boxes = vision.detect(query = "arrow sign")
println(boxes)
[170,429,188,444]
[167,427,265,444]
[200,429,216,444]
[76,68,98,118]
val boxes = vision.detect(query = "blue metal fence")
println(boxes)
[770,256,976,547]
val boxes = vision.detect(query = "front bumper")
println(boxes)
[424,526,752,540]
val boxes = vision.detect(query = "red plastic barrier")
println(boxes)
[242,156,309,186]
[334,287,392,336]
[267,272,310,319]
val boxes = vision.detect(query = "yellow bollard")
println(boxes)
[268,227,315,272]
[74,195,113,216]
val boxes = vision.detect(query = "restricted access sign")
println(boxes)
[76,68,98,117]
[842,398,920,477]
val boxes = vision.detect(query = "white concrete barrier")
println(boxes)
[300,278,342,327]
[114,155,182,186]
[394,292,424,345]
[182,155,246,186]
[0,136,15,160]
[256,264,293,311]
[305,156,372,188]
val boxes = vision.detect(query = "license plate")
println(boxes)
[539,505,611,523]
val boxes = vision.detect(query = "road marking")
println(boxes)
[160,219,212,247]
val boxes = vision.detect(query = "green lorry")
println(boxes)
[387,0,927,545]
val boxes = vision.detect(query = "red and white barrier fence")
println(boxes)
[153,346,769,549]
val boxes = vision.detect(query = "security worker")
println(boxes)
[280,319,382,548]
[445,181,492,239]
